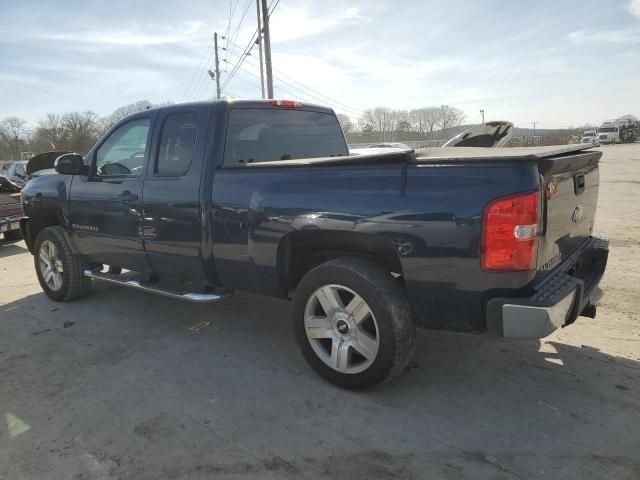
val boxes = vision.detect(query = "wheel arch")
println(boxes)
[277,230,404,296]
[22,208,66,254]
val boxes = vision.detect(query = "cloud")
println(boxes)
[270,5,370,43]
[568,27,640,44]
[37,21,206,47]
[630,0,640,19]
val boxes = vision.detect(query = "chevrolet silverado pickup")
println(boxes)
[19,99,608,389]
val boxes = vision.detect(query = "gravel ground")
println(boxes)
[1,144,639,479]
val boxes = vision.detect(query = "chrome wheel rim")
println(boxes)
[304,284,379,374]
[38,240,64,291]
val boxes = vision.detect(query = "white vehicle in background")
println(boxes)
[598,123,620,144]
[581,129,598,144]
[598,116,639,144]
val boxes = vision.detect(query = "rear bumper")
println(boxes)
[486,236,609,339]
[0,215,23,233]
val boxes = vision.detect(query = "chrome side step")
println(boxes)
[83,269,232,303]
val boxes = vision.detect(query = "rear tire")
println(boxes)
[34,226,92,301]
[292,257,415,390]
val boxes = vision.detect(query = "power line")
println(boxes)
[220,0,279,92]
[223,0,241,71]
[181,36,215,100]
[191,70,213,100]
[224,50,364,117]
[223,37,364,116]
[227,0,254,61]
[218,0,363,118]
[224,0,241,41]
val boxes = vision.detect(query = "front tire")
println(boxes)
[34,226,91,301]
[292,257,415,390]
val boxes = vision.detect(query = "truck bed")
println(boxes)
[246,144,598,168]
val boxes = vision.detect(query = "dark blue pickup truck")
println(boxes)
[20,100,608,389]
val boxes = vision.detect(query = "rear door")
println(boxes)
[141,106,209,282]
[68,114,152,271]
[536,150,600,272]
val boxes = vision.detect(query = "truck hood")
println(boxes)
[26,151,69,176]
[442,121,513,148]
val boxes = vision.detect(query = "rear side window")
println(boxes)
[223,109,348,166]
[156,112,198,176]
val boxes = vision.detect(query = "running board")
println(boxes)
[83,269,232,303]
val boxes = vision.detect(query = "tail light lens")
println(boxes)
[481,191,540,271]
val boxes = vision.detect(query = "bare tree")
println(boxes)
[360,107,397,142]
[106,100,153,129]
[36,113,68,149]
[436,105,465,140]
[0,116,27,160]
[409,107,440,139]
[336,113,354,134]
[394,110,413,135]
[62,111,101,153]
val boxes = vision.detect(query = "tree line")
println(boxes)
[0,101,465,161]
[337,104,466,142]
[0,100,170,161]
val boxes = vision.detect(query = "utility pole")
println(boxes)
[261,0,274,98]
[532,121,537,136]
[480,109,485,124]
[214,32,221,99]
[255,0,266,99]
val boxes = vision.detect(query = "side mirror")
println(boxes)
[54,153,87,175]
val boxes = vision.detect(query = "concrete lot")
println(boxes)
[1,144,639,479]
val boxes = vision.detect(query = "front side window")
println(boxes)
[96,118,150,176]
[156,112,198,176]
[223,109,348,166]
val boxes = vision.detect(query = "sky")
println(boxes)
[0,0,639,129]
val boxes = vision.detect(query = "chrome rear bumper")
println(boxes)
[486,237,608,339]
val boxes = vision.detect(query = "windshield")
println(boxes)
[600,127,618,133]
[224,109,348,165]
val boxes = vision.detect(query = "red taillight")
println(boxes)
[269,99,303,109]
[481,191,540,271]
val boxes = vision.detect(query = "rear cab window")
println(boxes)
[223,108,348,166]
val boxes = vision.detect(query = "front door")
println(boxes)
[68,116,152,271]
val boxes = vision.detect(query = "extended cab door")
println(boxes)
[68,113,153,271]
[141,107,209,282]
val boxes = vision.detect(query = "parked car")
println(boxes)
[0,153,67,240]
[0,191,23,240]
[0,161,28,240]
[367,142,411,149]
[20,100,608,389]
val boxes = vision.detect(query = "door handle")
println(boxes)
[117,191,139,202]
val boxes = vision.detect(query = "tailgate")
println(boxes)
[537,150,601,272]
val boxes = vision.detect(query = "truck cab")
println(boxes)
[581,129,598,144]
[598,123,619,144]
